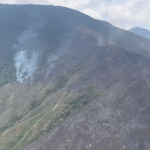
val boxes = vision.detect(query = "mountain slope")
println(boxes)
[129,27,150,39]
[21,44,150,150]
[0,4,150,150]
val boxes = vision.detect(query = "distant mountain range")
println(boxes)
[0,4,150,150]
[129,27,150,39]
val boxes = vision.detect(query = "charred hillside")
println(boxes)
[0,4,150,150]
[0,4,150,86]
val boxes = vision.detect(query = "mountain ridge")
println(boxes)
[0,4,150,150]
[129,26,150,39]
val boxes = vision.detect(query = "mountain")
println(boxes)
[129,27,150,39]
[0,4,150,150]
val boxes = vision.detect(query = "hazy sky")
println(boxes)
[0,0,149,30]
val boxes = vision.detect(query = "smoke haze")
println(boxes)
[13,11,46,84]
[14,50,39,84]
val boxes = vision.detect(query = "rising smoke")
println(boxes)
[45,34,72,79]
[14,26,40,85]
[14,50,39,85]
[13,12,45,85]
[45,54,59,79]
[14,8,73,84]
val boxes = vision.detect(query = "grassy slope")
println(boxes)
[0,66,100,150]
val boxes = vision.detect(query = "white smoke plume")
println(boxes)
[13,8,46,85]
[14,23,45,84]
[14,50,39,85]
[14,26,39,85]
[45,54,59,79]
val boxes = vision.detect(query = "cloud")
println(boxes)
[78,0,150,30]
[0,0,150,30]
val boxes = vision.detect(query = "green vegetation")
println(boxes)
[8,116,40,150]
[7,82,100,150]
[29,100,43,111]
[0,116,22,135]
[28,74,69,112]
[45,85,100,132]
[22,85,101,147]
[50,75,68,92]
[0,63,99,150]
[46,65,80,96]
[0,63,16,88]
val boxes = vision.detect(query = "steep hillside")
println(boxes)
[0,4,150,150]
[21,44,150,150]
[0,5,150,87]
[129,27,150,39]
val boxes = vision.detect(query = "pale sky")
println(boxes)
[0,0,150,30]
